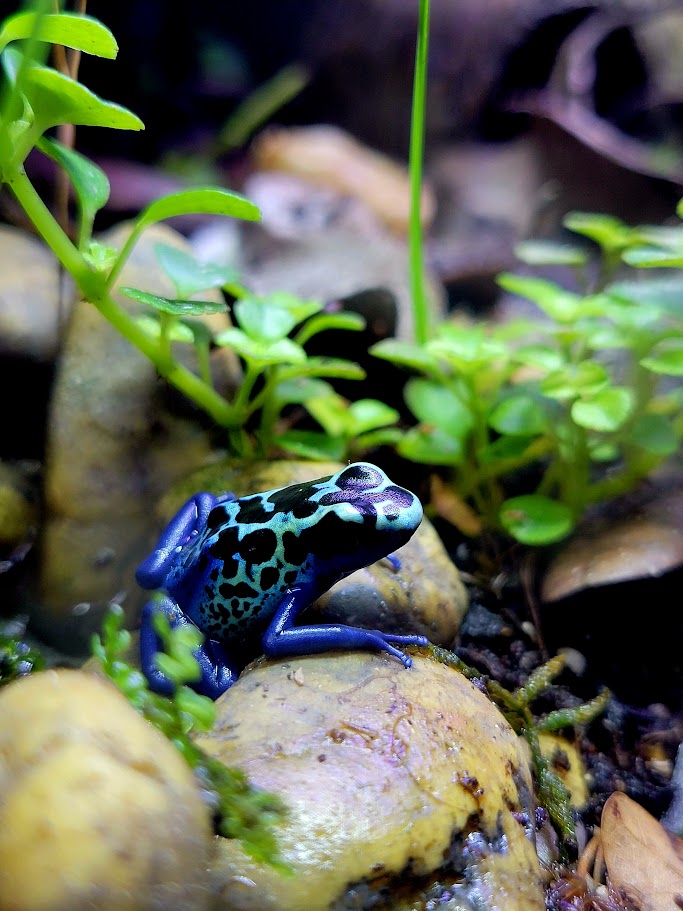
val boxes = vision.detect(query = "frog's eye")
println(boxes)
[336,463,383,492]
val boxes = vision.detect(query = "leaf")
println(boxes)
[404,377,472,439]
[135,314,195,344]
[628,413,679,455]
[641,339,683,376]
[155,243,239,298]
[273,377,332,405]
[234,298,298,342]
[497,273,581,322]
[37,135,109,225]
[571,387,634,432]
[348,399,400,434]
[601,792,683,911]
[120,287,227,316]
[478,435,537,464]
[277,356,365,381]
[622,246,683,268]
[514,239,588,267]
[512,345,565,373]
[305,392,349,437]
[499,495,573,545]
[608,277,683,318]
[136,187,260,231]
[397,426,465,466]
[0,12,118,58]
[488,395,546,436]
[215,327,305,365]
[4,48,143,133]
[563,211,633,252]
[370,338,441,376]
[261,292,322,324]
[429,323,506,368]
[275,430,346,462]
[541,361,609,400]
[296,311,365,345]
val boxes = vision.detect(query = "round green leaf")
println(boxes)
[404,377,472,439]
[641,339,683,376]
[512,345,565,372]
[514,240,588,267]
[215,328,305,365]
[571,387,634,432]
[276,430,345,462]
[137,187,260,230]
[348,399,400,434]
[37,135,110,222]
[120,287,227,316]
[563,212,632,252]
[234,298,298,342]
[6,50,144,133]
[622,247,683,268]
[155,243,239,298]
[488,395,546,436]
[499,495,573,545]
[296,311,365,345]
[628,413,678,455]
[370,339,441,376]
[478,435,536,464]
[273,377,332,405]
[0,12,118,58]
[497,273,581,322]
[276,357,365,381]
[135,314,194,343]
[541,361,609,400]
[397,426,465,466]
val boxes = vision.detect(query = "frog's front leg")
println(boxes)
[261,587,429,668]
[140,596,240,699]
[136,492,222,589]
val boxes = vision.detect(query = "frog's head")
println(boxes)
[297,462,423,575]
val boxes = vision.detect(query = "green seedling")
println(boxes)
[0,633,44,686]
[0,4,374,458]
[374,209,683,546]
[91,603,290,872]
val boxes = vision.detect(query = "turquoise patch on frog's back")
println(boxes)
[176,463,419,640]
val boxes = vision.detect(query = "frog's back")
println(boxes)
[171,464,422,641]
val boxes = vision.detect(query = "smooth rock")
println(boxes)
[200,651,545,911]
[0,669,212,911]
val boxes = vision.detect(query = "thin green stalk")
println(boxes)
[408,0,431,345]
[7,165,96,292]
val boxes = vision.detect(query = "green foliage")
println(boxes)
[91,603,290,872]
[428,645,611,854]
[0,4,373,459]
[0,633,44,686]
[375,208,683,546]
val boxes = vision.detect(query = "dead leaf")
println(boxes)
[601,791,683,911]
[430,474,483,537]
[251,124,435,235]
[541,482,683,603]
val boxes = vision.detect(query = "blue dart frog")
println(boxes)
[136,462,429,699]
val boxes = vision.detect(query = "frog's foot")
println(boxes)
[140,596,239,699]
[262,590,429,669]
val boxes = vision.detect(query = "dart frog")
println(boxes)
[136,462,429,699]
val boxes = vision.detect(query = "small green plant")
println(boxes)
[0,633,44,685]
[427,644,610,853]
[374,210,683,545]
[91,603,290,871]
[0,5,373,459]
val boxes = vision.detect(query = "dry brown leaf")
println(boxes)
[251,124,435,235]
[430,473,483,537]
[601,791,683,911]
[541,483,683,603]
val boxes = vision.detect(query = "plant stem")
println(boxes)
[7,165,96,293]
[408,0,431,345]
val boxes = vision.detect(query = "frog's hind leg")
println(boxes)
[262,589,429,668]
[140,595,240,699]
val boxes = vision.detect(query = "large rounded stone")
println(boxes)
[0,669,212,911]
[200,651,545,911]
